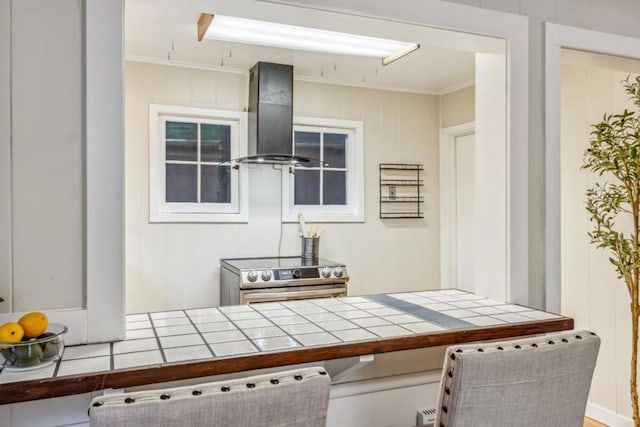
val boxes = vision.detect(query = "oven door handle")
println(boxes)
[243,287,346,303]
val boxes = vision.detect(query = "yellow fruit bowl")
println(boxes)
[0,324,67,370]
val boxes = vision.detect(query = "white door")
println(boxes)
[454,134,475,292]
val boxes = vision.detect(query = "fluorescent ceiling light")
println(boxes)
[197,13,419,66]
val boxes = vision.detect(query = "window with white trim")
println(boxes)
[149,104,248,222]
[282,117,364,222]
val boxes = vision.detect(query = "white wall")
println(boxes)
[438,55,507,301]
[442,0,640,309]
[561,50,640,423]
[473,52,507,300]
[0,0,84,313]
[0,0,124,343]
[125,61,441,313]
[440,85,475,128]
[0,0,11,311]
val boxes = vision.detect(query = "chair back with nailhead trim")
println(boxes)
[88,367,330,427]
[434,330,600,427]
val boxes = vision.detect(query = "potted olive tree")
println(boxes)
[583,75,640,425]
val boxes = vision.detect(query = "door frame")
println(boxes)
[544,23,640,313]
[439,121,475,290]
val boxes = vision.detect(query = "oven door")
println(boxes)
[240,284,347,304]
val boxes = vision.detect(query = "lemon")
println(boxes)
[18,312,48,338]
[0,322,25,345]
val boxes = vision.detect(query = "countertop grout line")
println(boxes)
[216,305,263,355]
[184,309,217,360]
[150,312,175,365]
[253,308,305,348]
[291,300,345,345]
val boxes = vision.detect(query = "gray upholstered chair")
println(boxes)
[88,367,330,427]
[430,329,600,427]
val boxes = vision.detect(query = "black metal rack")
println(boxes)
[379,163,424,219]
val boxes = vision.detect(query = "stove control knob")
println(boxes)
[292,269,302,279]
[321,267,332,278]
[333,267,344,278]
[247,271,258,282]
[261,270,272,281]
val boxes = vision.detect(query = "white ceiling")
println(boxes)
[125,0,505,94]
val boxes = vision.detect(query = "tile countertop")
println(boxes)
[0,289,573,405]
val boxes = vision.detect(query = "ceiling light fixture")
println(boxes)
[197,13,419,66]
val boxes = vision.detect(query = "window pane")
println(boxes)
[201,124,231,162]
[294,169,320,205]
[323,171,346,205]
[166,164,197,202]
[201,165,231,203]
[166,122,197,161]
[323,133,346,168]
[294,131,320,160]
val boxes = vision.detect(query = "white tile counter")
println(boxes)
[0,289,572,405]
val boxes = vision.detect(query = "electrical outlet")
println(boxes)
[389,185,397,200]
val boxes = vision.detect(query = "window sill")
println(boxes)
[149,212,249,223]
[282,212,364,223]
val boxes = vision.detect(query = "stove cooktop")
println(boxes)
[220,256,349,297]
[221,256,344,271]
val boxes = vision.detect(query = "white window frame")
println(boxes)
[282,116,364,223]
[149,104,248,222]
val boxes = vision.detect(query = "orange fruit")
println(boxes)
[18,312,48,338]
[0,322,25,345]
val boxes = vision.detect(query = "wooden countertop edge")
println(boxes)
[0,317,573,405]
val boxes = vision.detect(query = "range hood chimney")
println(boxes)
[235,62,324,166]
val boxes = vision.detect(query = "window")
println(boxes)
[282,117,364,222]
[149,104,248,222]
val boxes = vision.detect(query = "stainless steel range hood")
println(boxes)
[235,62,324,167]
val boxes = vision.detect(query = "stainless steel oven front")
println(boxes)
[220,257,348,305]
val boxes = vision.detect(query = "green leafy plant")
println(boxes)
[583,75,640,425]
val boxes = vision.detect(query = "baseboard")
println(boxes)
[586,402,633,427]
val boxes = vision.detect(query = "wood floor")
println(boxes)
[584,417,607,427]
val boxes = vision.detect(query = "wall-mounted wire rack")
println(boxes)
[379,163,424,219]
